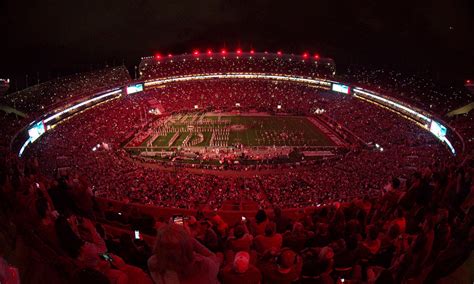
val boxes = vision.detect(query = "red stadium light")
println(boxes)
[314,54,320,59]
[155,53,162,60]
[303,52,309,59]
[277,51,282,56]
[250,49,255,54]
[168,54,173,58]
[467,80,471,84]
[236,48,242,54]
[207,49,213,55]
[221,49,227,55]
[193,50,200,56]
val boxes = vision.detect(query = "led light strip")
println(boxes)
[43,89,122,123]
[18,89,122,157]
[18,138,31,157]
[353,88,431,123]
[144,73,332,87]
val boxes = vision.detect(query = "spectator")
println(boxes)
[259,248,303,284]
[220,251,262,284]
[361,225,381,255]
[148,224,221,284]
[251,210,269,236]
[273,207,291,233]
[54,215,128,284]
[282,222,313,252]
[254,222,282,254]
[196,219,219,252]
[226,224,253,253]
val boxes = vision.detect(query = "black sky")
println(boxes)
[1,0,473,86]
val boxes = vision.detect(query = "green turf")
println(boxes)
[171,132,189,147]
[151,132,175,147]
[227,116,332,146]
[135,114,334,149]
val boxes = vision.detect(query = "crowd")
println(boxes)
[0,147,472,283]
[0,66,131,114]
[21,78,452,210]
[139,53,335,80]
[144,79,328,114]
[0,150,154,283]
[0,57,472,283]
[341,67,473,116]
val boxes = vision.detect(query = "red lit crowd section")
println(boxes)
[0,50,472,284]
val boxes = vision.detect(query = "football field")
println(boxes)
[140,114,334,148]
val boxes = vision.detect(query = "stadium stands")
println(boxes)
[0,52,472,283]
[139,52,336,79]
[0,66,131,114]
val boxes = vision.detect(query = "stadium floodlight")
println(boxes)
[314,54,320,59]
[250,49,255,54]
[236,49,242,54]
[207,49,212,55]
[303,52,309,59]
[193,50,199,56]
[168,54,173,58]
[155,53,161,60]
[277,51,282,56]
[221,49,227,55]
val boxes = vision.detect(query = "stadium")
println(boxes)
[1,49,473,284]
[9,51,461,205]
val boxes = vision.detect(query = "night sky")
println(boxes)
[1,0,473,87]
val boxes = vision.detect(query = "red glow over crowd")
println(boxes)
[0,51,472,284]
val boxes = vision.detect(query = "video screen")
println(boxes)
[28,121,46,142]
[430,121,447,139]
[332,83,350,94]
[126,83,144,94]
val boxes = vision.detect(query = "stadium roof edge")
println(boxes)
[446,102,474,117]
[0,105,27,118]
